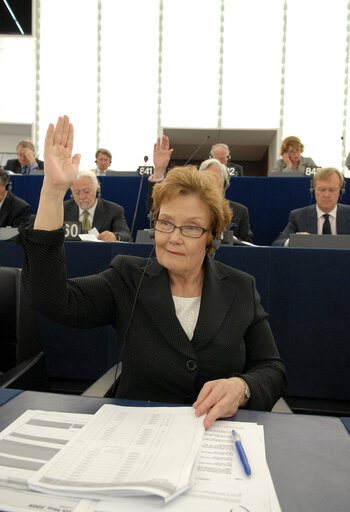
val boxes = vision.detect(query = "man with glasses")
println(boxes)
[64,170,131,241]
[272,167,350,245]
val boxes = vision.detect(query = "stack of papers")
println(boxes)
[0,405,281,512]
[29,405,204,502]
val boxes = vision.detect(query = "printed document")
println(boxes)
[29,404,205,502]
[0,409,93,512]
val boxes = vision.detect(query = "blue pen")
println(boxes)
[232,429,251,476]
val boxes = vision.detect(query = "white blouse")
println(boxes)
[172,295,201,340]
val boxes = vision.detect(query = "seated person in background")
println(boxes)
[272,167,350,246]
[18,115,286,429]
[198,158,253,243]
[146,138,246,213]
[272,136,316,174]
[209,143,244,177]
[5,140,44,174]
[64,170,131,241]
[91,148,113,176]
[0,168,32,227]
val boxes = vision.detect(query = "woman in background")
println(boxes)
[273,135,316,173]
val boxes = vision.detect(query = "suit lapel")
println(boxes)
[138,256,236,357]
[92,199,105,232]
[138,259,196,358]
[0,194,11,226]
[305,206,318,233]
[192,256,237,350]
[336,205,350,233]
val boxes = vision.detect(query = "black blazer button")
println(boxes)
[186,359,197,371]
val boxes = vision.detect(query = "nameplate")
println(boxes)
[304,166,322,176]
[289,234,350,249]
[64,221,82,240]
[137,166,155,176]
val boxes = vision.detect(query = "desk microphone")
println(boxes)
[130,156,149,239]
[183,135,210,166]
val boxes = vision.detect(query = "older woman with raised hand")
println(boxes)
[273,135,316,174]
[18,116,286,429]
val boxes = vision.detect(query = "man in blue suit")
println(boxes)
[272,167,350,246]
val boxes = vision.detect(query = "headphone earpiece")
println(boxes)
[210,238,221,250]
[340,181,346,199]
[206,236,221,253]
[4,177,12,191]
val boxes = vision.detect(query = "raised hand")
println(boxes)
[44,115,81,191]
[153,135,173,178]
[34,116,81,231]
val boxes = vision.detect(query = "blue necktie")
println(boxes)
[22,166,29,174]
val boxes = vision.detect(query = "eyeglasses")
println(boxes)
[287,149,301,156]
[72,189,93,196]
[315,187,340,194]
[153,219,208,238]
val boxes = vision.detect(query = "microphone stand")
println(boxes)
[130,156,148,240]
[183,135,210,166]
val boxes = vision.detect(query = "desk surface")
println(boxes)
[0,390,349,512]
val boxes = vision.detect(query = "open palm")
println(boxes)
[44,115,81,189]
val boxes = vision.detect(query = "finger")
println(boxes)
[44,123,54,154]
[161,135,169,149]
[203,399,239,430]
[66,122,74,151]
[60,115,70,147]
[193,381,213,409]
[72,153,81,169]
[52,116,64,145]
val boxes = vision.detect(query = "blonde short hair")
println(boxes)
[152,166,232,254]
[280,136,304,155]
[312,167,344,188]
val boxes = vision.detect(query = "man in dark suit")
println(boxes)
[198,159,253,242]
[64,170,131,241]
[5,141,44,174]
[0,168,32,227]
[272,167,350,245]
[209,143,244,177]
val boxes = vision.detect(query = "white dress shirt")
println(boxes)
[316,205,337,234]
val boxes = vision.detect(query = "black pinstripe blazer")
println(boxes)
[19,228,286,408]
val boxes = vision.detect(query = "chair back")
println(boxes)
[0,266,48,390]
